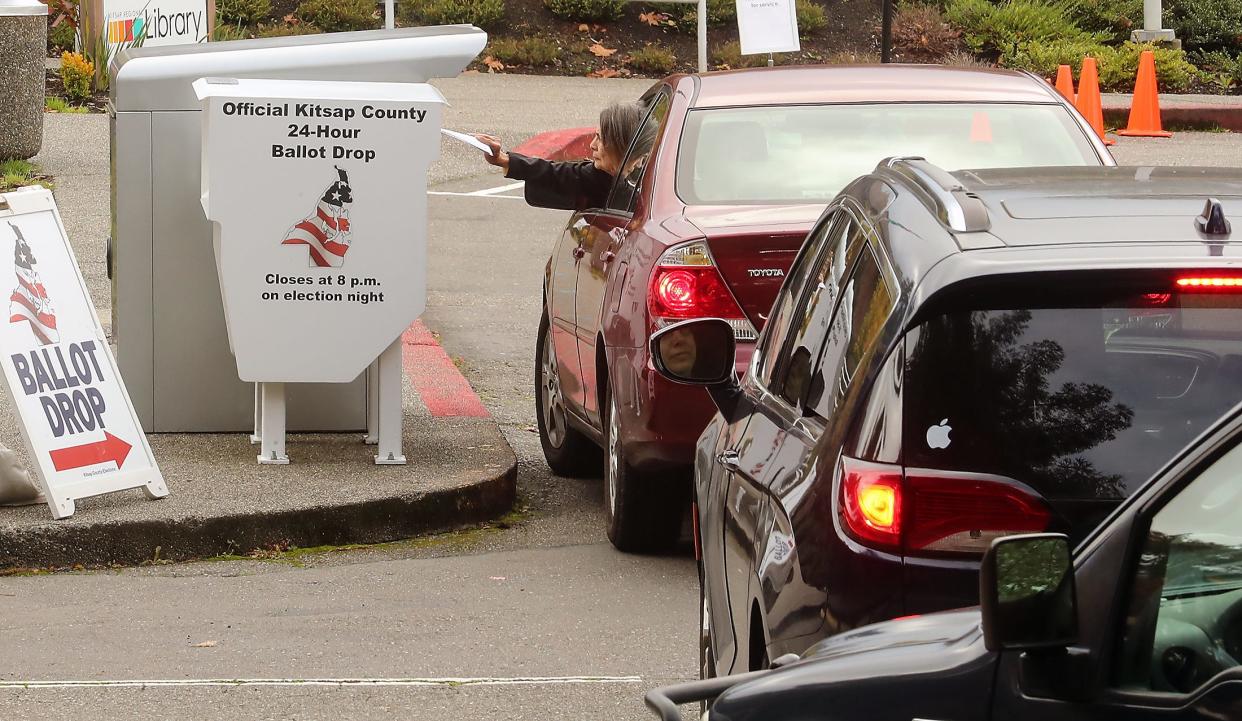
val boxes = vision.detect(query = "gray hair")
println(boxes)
[598,101,649,157]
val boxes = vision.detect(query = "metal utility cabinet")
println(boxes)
[109,27,485,431]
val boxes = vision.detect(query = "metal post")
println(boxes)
[374,338,406,465]
[257,382,289,465]
[1132,0,1176,42]
[385,0,394,29]
[881,0,893,63]
[250,382,261,444]
[364,359,380,445]
[697,0,707,73]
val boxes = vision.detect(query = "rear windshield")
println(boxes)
[904,293,1242,502]
[677,103,1099,205]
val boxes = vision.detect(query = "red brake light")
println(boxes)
[904,469,1051,554]
[647,242,747,323]
[840,458,902,550]
[839,457,1051,556]
[1176,276,1242,291]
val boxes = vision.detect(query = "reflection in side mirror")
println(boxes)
[650,318,736,385]
[980,533,1078,652]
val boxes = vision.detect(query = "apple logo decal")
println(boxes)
[926,419,952,450]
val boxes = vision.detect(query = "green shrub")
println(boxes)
[1069,0,1143,43]
[486,36,560,66]
[211,22,252,40]
[296,0,378,32]
[1101,42,1198,91]
[216,0,272,25]
[627,44,676,74]
[1004,40,1197,92]
[59,51,94,102]
[796,0,827,36]
[1164,0,1242,52]
[401,0,505,28]
[47,21,76,54]
[257,22,323,36]
[1193,48,1242,90]
[945,0,1100,58]
[890,3,960,62]
[649,0,735,34]
[45,97,88,113]
[543,0,625,22]
[712,40,769,69]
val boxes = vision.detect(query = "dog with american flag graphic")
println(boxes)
[8,222,59,346]
[282,167,354,268]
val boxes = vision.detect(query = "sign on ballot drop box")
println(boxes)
[196,78,444,464]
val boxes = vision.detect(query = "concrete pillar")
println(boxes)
[0,0,47,161]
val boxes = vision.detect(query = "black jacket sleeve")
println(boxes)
[505,153,614,211]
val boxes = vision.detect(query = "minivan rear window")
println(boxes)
[904,294,1242,509]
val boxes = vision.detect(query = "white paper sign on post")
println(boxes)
[736,0,801,55]
[0,187,168,519]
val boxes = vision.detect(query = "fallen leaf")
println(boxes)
[192,640,218,648]
[639,11,666,26]
[489,576,506,581]
[588,68,621,78]
[483,55,506,72]
[578,23,590,32]
[524,426,538,433]
[589,43,617,58]
[282,13,296,23]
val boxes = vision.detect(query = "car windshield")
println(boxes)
[676,103,1099,205]
[903,290,1242,517]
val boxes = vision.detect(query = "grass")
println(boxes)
[0,159,53,192]
[45,97,89,114]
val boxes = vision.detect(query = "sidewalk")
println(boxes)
[3,72,654,568]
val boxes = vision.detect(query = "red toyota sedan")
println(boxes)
[535,65,1114,552]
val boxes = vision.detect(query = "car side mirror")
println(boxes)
[980,533,1079,652]
[650,318,741,416]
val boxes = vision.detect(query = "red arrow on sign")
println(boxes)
[49,432,132,472]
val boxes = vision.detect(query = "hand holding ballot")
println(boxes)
[472,133,510,172]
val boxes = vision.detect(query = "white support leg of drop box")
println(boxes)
[374,338,406,465]
[250,383,262,444]
[364,360,380,445]
[257,382,290,465]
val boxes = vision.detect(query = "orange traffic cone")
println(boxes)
[1076,57,1115,146]
[1118,50,1172,137]
[1054,64,1076,102]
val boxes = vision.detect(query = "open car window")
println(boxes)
[606,94,669,213]
[1116,437,1242,694]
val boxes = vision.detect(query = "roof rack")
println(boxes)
[878,157,991,233]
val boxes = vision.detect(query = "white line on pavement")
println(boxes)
[0,676,645,690]
[427,191,525,199]
[468,181,526,196]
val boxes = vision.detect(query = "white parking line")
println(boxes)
[428,181,526,199]
[0,675,645,690]
[468,181,526,196]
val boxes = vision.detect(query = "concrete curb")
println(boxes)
[0,457,516,569]
[1103,94,1242,131]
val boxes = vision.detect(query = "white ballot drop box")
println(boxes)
[196,78,444,464]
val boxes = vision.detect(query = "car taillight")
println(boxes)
[648,242,756,340]
[1175,276,1242,290]
[839,457,1051,556]
[839,459,902,550]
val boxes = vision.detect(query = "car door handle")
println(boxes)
[716,449,740,471]
[572,246,586,260]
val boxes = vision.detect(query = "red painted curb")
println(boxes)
[511,127,595,161]
[402,320,490,418]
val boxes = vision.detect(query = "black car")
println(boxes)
[646,397,1242,721]
[650,160,1242,679]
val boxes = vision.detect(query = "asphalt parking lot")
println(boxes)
[4,124,1242,721]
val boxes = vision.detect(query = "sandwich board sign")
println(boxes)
[0,187,167,519]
